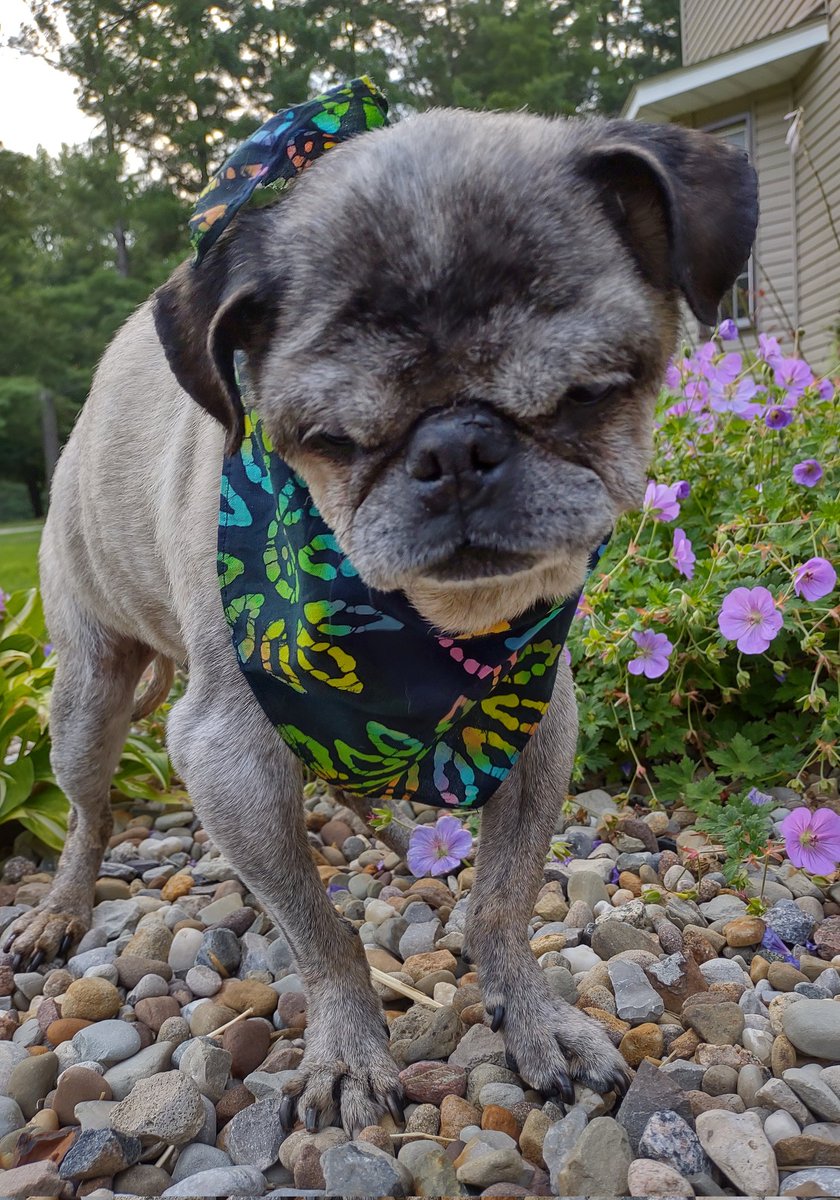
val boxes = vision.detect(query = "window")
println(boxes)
[704,118,753,328]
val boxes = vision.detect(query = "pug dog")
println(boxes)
[4,107,757,1133]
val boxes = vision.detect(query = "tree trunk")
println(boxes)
[40,389,59,489]
[24,473,44,520]
[113,220,130,277]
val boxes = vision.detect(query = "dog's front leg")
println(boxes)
[167,667,402,1135]
[464,659,631,1100]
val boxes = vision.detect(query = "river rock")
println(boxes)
[7,1049,59,1118]
[551,1115,632,1195]
[782,999,840,1059]
[322,1141,409,1197]
[638,1109,708,1175]
[695,1108,779,1196]
[58,1127,141,1180]
[103,1041,174,1100]
[627,1157,694,1198]
[110,1070,206,1144]
[161,1164,267,1196]
[72,1020,142,1065]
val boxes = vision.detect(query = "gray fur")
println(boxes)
[6,107,757,1128]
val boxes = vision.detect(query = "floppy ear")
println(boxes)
[153,210,279,455]
[579,121,759,325]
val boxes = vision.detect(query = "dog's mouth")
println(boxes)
[422,545,540,582]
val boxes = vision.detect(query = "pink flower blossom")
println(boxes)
[792,459,823,487]
[407,815,472,877]
[793,557,836,601]
[672,528,696,579]
[780,807,840,876]
[643,481,680,522]
[628,630,673,679]
[717,586,783,654]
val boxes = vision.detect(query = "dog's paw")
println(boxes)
[279,1053,404,1136]
[2,906,88,971]
[485,981,631,1102]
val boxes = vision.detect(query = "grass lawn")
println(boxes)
[0,522,43,593]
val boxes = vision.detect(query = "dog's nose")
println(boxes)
[405,407,515,513]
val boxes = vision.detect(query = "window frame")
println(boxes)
[701,112,755,329]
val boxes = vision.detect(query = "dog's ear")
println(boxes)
[579,122,758,325]
[153,209,279,455]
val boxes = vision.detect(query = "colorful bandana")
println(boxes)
[218,411,606,808]
[190,76,389,263]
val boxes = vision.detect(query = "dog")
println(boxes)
[4,105,757,1133]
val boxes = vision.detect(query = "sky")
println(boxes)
[0,0,97,156]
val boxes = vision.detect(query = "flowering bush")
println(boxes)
[569,333,838,814]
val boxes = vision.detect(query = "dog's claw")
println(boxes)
[11,953,22,971]
[29,950,45,971]
[278,1094,296,1132]
[2,935,14,954]
[490,1003,504,1033]
[551,1056,575,1105]
[305,1106,319,1133]
[385,1090,404,1125]
[505,1050,519,1073]
[58,933,73,958]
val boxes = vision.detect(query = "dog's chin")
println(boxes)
[404,549,590,636]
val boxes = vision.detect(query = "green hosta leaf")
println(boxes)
[0,756,36,821]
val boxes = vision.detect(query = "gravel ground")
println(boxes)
[1,783,840,1199]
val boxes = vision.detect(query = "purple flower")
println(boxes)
[664,361,682,390]
[780,807,840,876]
[609,866,621,884]
[718,319,738,341]
[672,527,696,580]
[793,556,836,602]
[643,481,680,522]
[774,356,814,399]
[407,815,472,877]
[628,629,673,679]
[43,643,54,656]
[717,586,783,654]
[747,788,773,806]
[817,377,835,401]
[758,333,782,365]
[765,406,793,429]
[674,480,691,501]
[792,458,823,487]
[0,589,7,617]
[761,926,799,966]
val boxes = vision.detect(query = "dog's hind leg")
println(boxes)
[3,625,153,969]
[167,663,403,1135]
[463,658,631,1101]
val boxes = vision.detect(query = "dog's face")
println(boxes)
[156,110,757,633]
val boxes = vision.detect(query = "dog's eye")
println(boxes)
[301,428,357,458]
[566,382,616,407]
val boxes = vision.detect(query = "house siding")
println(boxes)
[681,0,827,65]
[792,0,840,366]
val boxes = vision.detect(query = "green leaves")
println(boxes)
[0,587,180,852]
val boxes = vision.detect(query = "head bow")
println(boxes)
[190,76,389,265]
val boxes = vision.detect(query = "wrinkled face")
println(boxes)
[249,113,677,631]
[156,108,757,634]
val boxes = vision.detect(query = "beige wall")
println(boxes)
[674,0,839,367]
[681,0,827,65]
[793,0,840,367]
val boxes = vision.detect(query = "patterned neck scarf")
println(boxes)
[198,80,605,807]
